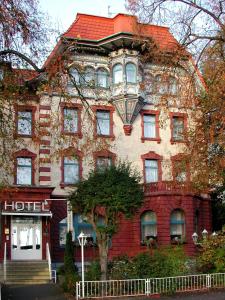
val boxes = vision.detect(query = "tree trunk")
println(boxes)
[98,241,108,280]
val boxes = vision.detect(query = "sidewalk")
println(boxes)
[2,284,69,300]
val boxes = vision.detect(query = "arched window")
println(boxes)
[168,76,177,95]
[155,75,167,94]
[112,64,123,84]
[170,209,185,241]
[126,63,137,83]
[69,68,80,85]
[141,211,157,241]
[97,68,109,88]
[84,67,95,86]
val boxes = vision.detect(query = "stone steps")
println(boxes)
[0,261,51,285]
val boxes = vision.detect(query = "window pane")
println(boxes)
[84,67,95,85]
[18,111,32,135]
[126,63,136,83]
[96,111,110,135]
[69,68,80,85]
[17,158,32,185]
[168,77,177,95]
[145,160,158,183]
[141,211,157,240]
[64,157,79,184]
[173,117,184,140]
[144,115,156,138]
[113,64,123,84]
[155,75,167,94]
[170,210,185,237]
[97,69,108,88]
[96,157,112,171]
[64,108,78,133]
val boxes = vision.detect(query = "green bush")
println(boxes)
[63,231,80,292]
[85,261,101,281]
[108,246,188,280]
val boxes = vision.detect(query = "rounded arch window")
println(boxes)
[97,68,109,88]
[168,76,178,95]
[170,209,185,241]
[68,68,80,85]
[126,63,137,83]
[141,211,157,242]
[112,64,123,84]
[84,67,95,85]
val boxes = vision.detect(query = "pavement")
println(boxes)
[1,284,70,300]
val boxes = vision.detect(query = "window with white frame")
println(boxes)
[17,111,32,136]
[172,116,184,141]
[126,63,136,83]
[96,110,110,136]
[63,157,79,184]
[170,209,185,241]
[96,157,112,171]
[97,68,109,88]
[63,108,78,133]
[145,159,158,183]
[141,211,157,241]
[112,64,123,84]
[17,157,32,185]
[143,114,156,138]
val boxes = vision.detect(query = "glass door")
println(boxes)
[11,216,42,260]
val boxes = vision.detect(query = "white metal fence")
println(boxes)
[76,273,225,299]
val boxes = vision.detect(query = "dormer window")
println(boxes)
[126,63,136,83]
[113,64,123,84]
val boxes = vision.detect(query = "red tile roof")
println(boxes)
[63,13,179,50]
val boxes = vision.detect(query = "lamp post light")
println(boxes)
[202,229,208,240]
[192,232,198,245]
[78,231,88,298]
[212,231,218,237]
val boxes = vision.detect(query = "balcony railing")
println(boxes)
[144,181,191,194]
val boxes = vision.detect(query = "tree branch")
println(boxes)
[0,50,45,73]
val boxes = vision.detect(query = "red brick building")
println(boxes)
[0,13,211,270]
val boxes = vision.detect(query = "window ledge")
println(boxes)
[170,139,186,144]
[141,137,161,144]
[96,134,115,141]
[62,132,82,138]
[60,182,78,189]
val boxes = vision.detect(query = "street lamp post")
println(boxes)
[78,231,87,298]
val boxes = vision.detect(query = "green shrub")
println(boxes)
[108,246,188,280]
[63,231,80,292]
[85,261,101,281]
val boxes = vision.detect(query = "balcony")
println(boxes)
[144,181,192,195]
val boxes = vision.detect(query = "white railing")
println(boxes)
[76,273,225,299]
[3,242,6,282]
[51,270,57,283]
[46,242,52,281]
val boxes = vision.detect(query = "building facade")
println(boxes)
[0,13,211,267]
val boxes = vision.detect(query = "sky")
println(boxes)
[39,0,128,32]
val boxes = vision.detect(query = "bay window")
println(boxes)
[126,63,136,83]
[112,64,123,84]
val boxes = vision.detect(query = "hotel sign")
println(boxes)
[3,200,50,213]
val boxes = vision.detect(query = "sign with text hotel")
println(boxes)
[2,200,51,213]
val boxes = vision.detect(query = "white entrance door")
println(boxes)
[11,216,42,260]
